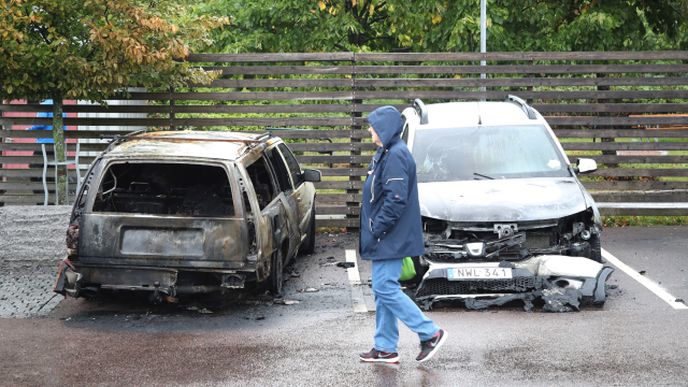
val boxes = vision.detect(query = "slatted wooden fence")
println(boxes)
[2,52,688,226]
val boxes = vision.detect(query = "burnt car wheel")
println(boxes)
[267,248,284,296]
[301,204,316,255]
[589,234,602,262]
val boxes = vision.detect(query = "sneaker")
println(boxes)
[416,329,448,363]
[359,348,400,363]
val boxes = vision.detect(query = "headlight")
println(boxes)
[580,229,591,240]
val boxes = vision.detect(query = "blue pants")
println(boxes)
[372,258,439,353]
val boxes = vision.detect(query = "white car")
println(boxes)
[400,96,613,311]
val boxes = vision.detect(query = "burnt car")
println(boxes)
[400,96,613,311]
[54,130,320,300]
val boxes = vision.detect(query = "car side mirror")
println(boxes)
[303,169,322,183]
[575,158,597,174]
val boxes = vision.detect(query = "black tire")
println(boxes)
[267,248,284,296]
[300,204,316,255]
[589,234,602,262]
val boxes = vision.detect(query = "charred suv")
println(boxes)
[401,96,613,311]
[54,131,320,300]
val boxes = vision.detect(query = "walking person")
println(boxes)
[358,105,447,364]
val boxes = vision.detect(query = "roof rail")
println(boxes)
[413,98,429,124]
[256,132,272,141]
[102,128,149,153]
[506,95,537,120]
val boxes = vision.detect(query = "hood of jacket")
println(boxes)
[367,106,403,149]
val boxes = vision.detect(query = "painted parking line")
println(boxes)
[345,249,368,313]
[602,248,688,310]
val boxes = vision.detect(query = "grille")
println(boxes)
[415,276,540,298]
[425,251,524,263]
[523,232,553,249]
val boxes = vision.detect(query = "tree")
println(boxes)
[0,0,228,204]
[488,0,688,51]
[194,0,688,53]
[192,0,457,52]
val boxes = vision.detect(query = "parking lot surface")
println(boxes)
[1,206,687,386]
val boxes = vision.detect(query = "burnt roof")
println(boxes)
[104,130,270,161]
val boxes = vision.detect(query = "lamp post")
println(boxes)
[480,0,487,95]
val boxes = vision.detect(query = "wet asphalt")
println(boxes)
[1,207,688,386]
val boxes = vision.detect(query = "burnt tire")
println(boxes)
[589,234,602,262]
[301,204,316,255]
[267,248,284,296]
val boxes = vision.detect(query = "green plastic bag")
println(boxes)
[399,256,416,281]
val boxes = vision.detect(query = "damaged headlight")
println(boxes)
[422,209,602,263]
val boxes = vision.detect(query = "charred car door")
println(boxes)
[274,143,317,239]
[262,146,301,261]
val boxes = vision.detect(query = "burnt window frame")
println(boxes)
[245,155,279,210]
[89,160,238,217]
[71,157,102,222]
[276,142,304,187]
[264,145,293,193]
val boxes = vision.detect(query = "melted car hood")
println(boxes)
[418,177,588,222]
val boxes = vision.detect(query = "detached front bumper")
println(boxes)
[414,255,614,311]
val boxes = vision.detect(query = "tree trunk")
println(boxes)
[51,98,67,205]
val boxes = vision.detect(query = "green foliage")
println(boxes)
[490,0,688,51]
[193,0,688,53]
[0,0,228,102]
[0,0,227,203]
[603,216,688,227]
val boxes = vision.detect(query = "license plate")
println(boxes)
[447,267,513,280]
[121,228,204,256]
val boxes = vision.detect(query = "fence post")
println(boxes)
[347,53,361,231]
[0,107,4,206]
[169,87,176,130]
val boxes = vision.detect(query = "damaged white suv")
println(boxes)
[401,96,613,311]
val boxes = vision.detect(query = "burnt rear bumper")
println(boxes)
[53,260,250,298]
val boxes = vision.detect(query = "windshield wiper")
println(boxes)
[473,172,494,180]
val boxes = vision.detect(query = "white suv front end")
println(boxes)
[400,96,613,311]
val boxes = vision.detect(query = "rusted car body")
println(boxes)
[54,131,320,300]
[400,96,613,311]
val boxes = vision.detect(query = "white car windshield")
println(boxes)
[412,125,571,183]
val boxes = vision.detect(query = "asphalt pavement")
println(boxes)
[1,207,687,386]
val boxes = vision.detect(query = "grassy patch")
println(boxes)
[603,216,688,227]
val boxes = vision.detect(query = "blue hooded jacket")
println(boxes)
[359,106,425,260]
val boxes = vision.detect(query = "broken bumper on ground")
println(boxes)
[414,255,614,311]
[53,259,250,299]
